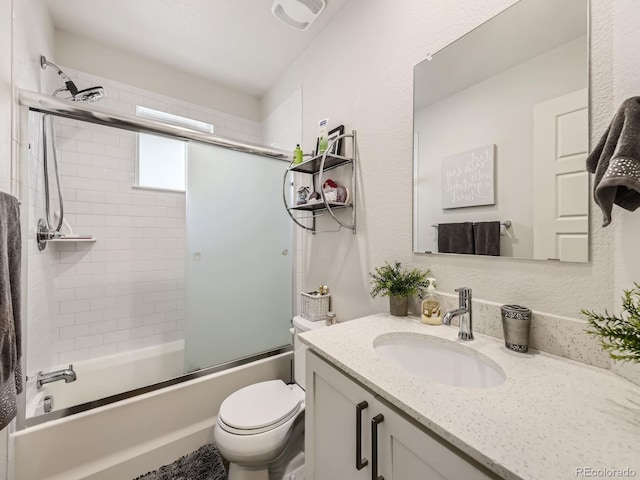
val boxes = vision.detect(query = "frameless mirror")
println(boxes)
[413,0,589,262]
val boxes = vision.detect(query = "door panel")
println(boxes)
[557,171,589,216]
[185,143,292,372]
[306,352,373,480]
[376,400,492,480]
[533,89,589,262]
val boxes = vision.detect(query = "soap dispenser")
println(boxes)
[421,278,442,325]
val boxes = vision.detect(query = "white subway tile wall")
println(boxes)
[27,67,265,371]
[27,112,57,377]
[52,117,186,366]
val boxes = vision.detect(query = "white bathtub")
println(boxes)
[27,340,186,418]
[13,351,292,480]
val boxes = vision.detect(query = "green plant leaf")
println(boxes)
[369,261,430,299]
[582,282,640,363]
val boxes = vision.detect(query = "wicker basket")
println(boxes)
[300,292,331,322]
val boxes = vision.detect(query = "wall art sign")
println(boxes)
[441,144,495,209]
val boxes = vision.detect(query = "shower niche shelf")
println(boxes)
[48,238,96,243]
[283,130,357,234]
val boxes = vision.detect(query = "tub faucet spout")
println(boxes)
[443,287,473,341]
[36,365,77,390]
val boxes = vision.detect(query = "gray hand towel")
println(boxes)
[437,222,474,254]
[0,192,22,430]
[473,222,500,256]
[586,97,640,226]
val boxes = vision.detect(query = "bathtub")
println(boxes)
[26,340,186,420]
[13,351,292,480]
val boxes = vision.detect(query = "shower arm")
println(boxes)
[40,55,82,99]
[40,56,72,83]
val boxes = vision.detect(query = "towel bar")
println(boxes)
[431,220,512,228]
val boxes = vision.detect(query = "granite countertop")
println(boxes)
[299,314,640,480]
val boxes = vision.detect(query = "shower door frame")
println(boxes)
[19,90,291,160]
[17,90,296,429]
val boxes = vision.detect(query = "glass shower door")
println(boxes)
[185,142,292,372]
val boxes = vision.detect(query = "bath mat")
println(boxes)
[133,444,228,480]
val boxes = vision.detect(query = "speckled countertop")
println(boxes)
[299,314,640,480]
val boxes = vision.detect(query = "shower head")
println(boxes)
[40,55,105,103]
[72,86,106,103]
[64,82,106,103]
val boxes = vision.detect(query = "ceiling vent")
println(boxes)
[271,0,326,31]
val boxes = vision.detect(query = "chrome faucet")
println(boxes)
[36,365,77,390]
[443,287,473,341]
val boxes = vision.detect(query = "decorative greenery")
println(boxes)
[582,283,640,363]
[369,261,430,299]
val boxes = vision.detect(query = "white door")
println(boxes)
[533,89,589,262]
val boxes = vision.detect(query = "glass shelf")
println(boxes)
[288,202,351,212]
[48,238,96,243]
[288,153,352,174]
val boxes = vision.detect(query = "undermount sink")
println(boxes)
[373,333,506,389]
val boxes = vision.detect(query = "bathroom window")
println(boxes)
[135,106,214,192]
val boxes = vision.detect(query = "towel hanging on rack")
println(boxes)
[437,222,474,254]
[586,97,640,226]
[473,221,500,256]
[0,192,22,430]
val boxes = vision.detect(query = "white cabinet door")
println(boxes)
[306,351,375,480]
[307,352,497,480]
[375,399,493,480]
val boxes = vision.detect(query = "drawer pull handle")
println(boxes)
[355,401,369,470]
[371,413,384,480]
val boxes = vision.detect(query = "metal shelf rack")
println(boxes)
[283,130,357,234]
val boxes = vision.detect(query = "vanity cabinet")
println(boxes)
[283,131,356,234]
[305,351,495,480]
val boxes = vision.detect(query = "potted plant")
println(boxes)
[582,283,640,363]
[369,261,430,316]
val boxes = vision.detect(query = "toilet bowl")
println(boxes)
[214,316,325,480]
[215,380,304,465]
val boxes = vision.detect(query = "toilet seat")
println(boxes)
[218,380,303,435]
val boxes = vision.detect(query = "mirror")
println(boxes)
[413,0,589,262]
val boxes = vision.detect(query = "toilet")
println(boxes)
[214,316,325,480]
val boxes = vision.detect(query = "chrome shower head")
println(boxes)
[73,86,106,103]
[40,54,106,103]
[64,82,106,103]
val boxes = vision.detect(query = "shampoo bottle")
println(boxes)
[421,278,442,325]
[294,144,303,164]
[318,118,329,154]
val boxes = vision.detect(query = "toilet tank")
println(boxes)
[292,316,326,389]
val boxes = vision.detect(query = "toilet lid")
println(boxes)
[219,380,302,431]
